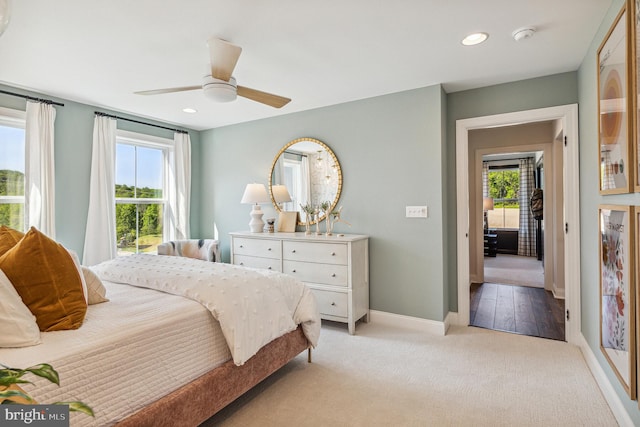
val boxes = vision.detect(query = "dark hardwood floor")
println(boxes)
[470,282,565,341]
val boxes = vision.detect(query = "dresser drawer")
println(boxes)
[283,241,347,265]
[283,260,348,287]
[311,289,348,318]
[233,255,281,272]
[233,238,281,259]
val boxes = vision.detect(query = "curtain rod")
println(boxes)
[485,157,535,164]
[94,111,188,134]
[0,89,65,107]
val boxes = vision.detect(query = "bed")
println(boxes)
[0,254,320,426]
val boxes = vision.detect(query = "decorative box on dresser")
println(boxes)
[230,231,369,334]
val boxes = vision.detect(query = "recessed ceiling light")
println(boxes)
[462,32,489,46]
[182,108,197,113]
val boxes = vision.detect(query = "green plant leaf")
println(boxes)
[0,368,29,387]
[54,401,94,417]
[0,389,33,402]
[25,364,59,385]
[0,378,31,387]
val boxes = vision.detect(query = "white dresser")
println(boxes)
[230,231,369,334]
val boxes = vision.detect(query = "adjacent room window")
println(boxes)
[0,107,26,231]
[487,167,520,229]
[115,131,170,256]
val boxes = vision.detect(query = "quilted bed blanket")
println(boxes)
[92,254,320,365]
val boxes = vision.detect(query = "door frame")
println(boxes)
[455,104,580,344]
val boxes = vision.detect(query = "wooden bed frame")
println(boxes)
[115,326,310,427]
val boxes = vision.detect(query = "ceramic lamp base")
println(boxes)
[248,204,265,233]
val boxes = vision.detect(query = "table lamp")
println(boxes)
[241,183,270,232]
[272,185,292,209]
[483,197,494,231]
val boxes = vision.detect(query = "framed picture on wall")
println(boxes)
[599,205,636,398]
[630,0,640,192]
[597,4,632,194]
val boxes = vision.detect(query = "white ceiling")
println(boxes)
[0,0,612,131]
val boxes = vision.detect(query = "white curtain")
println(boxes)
[83,116,117,266]
[25,101,56,237]
[517,158,536,256]
[300,156,310,204]
[165,132,191,240]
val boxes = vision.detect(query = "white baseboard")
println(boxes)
[552,285,565,300]
[578,333,634,427]
[369,310,447,335]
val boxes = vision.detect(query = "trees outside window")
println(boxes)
[115,134,167,255]
[487,168,520,229]
[0,108,26,231]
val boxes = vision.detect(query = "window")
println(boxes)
[115,131,170,256]
[0,107,26,231]
[487,168,520,229]
[282,157,303,211]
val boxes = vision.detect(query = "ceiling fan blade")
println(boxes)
[237,85,291,108]
[208,38,242,81]
[134,86,201,95]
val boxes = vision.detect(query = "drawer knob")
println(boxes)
[240,262,244,266]
[268,266,272,270]
[268,247,272,251]
[331,273,336,277]
[239,245,244,248]
[292,249,296,253]
[331,302,336,306]
[331,252,336,256]
[292,269,296,273]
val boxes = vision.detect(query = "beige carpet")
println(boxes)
[484,254,544,288]
[202,322,616,426]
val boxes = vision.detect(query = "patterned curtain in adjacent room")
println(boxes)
[517,158,536,256]
[482,162,489,198]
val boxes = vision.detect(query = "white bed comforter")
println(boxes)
[92,254,320,365]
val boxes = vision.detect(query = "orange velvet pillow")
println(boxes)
[0,225,24,256]
[0,227,87,331]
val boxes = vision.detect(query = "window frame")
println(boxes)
[115,130,172,254]
[0,106,27,231]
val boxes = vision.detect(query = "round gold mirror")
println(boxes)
[269,137,342,225]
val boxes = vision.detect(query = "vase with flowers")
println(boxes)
[319,201,331,235]
[300,203,315,235]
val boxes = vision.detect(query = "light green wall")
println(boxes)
[199,85,448,320]
[0,84,200,259]
[445,72,579,312]
[578,0,640,422]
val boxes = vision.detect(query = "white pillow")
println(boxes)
[0,268,41,347]
[67,249,89,304]
[81,266,109,305]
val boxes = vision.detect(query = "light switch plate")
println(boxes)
[406,206,428,218]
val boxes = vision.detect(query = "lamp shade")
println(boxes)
[241,183,269,204]
[272,185,292,203]
[483,197,494,211]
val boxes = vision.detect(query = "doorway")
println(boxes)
[469,149,564,340]
[455,105,581,344]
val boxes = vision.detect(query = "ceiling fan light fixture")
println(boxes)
[203,76,237,103]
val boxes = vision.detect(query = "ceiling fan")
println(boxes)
[134,38,291,109]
